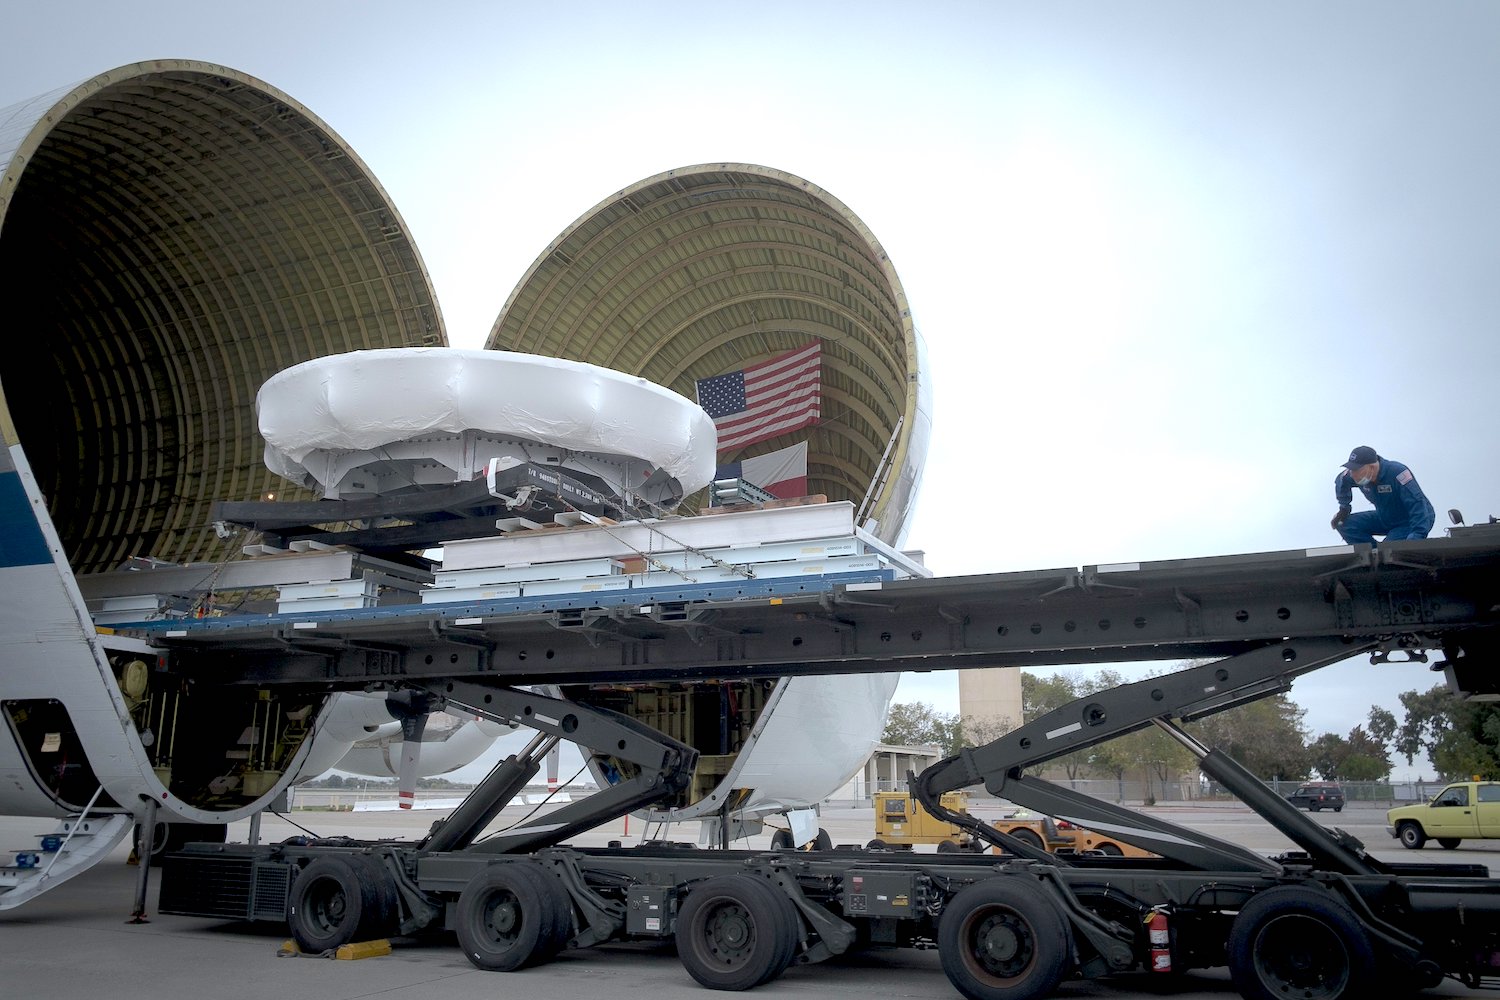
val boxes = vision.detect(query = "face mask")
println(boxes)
[1355,474,1373,487]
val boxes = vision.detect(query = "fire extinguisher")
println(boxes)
[1145,907,1171,973]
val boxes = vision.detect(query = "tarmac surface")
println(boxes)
[1,799,1490,1000]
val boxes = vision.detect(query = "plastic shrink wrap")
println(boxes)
[256,348,717,498]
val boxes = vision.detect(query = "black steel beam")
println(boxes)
[140,536,1500,692]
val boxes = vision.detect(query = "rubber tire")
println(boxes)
[528,865,574,961]
[1398,822,1427,850]
[1226,885,1374,1000]
[1309,804,1320,812]
[769,829,795,851]
[866,839,889,851]
[1006,828,1045,853]
[1438,838,1461,850]
[287,855,382,953]
[455,864,569,971]
[938,840,961,853]
[938,878,1070,1000]
[676,874,799,990]
[1334,806,1343,813]
[813,828,833,852]
[1093,842,1124,857]
[350,854,400,939]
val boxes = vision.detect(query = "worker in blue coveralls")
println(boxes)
[1330,445,1435,544]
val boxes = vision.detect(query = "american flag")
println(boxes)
[695,342,821,452]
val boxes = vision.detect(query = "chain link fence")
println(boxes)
[946,777,1451,806]
[854,777,1458,807]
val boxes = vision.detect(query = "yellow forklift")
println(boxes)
[871,790,1152,857]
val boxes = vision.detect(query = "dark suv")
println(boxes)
[1286,781,1345,812]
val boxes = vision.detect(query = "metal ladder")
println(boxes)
[0,789,134,911]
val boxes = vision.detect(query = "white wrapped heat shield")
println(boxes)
[256,348,717,496]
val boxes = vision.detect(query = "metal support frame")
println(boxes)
[129,798,158,923]
[913,635,1397,872]
[417,682,697,855]
[212,463,628,554]
[137,535,1500,695]
[113,536,1500,868]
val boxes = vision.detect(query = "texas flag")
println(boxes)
[695,342,821,453]
[716,441,809,499]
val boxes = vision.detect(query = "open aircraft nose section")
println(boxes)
[0,60,443,580]
[0,61,442,824]
[486,163,929,545]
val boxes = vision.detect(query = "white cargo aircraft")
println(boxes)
[0,344,926,906]
[0,62,931,907]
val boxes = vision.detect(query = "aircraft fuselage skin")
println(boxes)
[0,443,316,825]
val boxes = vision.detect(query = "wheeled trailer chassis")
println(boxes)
[161,836,1500,1000]
[147,533,1500,999]
[159,645,1500,1000]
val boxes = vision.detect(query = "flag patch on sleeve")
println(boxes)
[1397,469,1413,485]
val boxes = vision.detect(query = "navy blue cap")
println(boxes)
[1343,446,1378,470]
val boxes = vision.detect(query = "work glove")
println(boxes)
[1330,507,1350,531]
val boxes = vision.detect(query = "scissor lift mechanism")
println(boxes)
[146,533,1500,999]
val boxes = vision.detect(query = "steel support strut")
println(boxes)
[913,635,1390,871]
[129,797,158,923]
[416,682,697,855]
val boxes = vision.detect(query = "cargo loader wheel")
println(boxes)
[527,866,573,959]
[455,863,570,971]
[1227,885,1374,1000]
[938,879,1069,1000]
[351,854,400,939]
[675,874,799,990]
[770,829,795,850]
[287,855,382,953]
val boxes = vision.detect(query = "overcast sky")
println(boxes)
[5,1,1498,779]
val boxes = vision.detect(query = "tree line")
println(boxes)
[883,666,1500,786]
[299,774,473,790]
